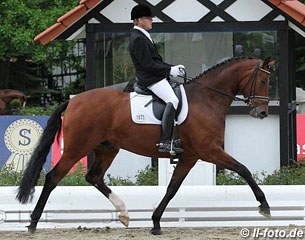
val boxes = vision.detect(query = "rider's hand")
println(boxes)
[170,65,185,77]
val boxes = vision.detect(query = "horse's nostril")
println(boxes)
[260,111,267,118]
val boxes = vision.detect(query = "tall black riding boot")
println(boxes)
[157,103,184,155]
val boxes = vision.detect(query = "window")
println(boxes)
[95,31,278,99]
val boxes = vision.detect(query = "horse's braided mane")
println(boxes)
[187,56,256,83]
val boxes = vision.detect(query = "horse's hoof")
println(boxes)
[27,226,36,234]
[259,205,271,218]
[150,228,162,235]
[119,215,129,227]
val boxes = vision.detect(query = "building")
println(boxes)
[34,0,305,175]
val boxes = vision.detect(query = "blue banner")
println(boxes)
[0,116,51,172]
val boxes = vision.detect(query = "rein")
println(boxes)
[179,61,271,105]
[180,75,244,101]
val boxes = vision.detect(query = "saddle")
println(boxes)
[133,80,183,121]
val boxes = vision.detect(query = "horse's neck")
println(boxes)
[185,82,232,116]
[186,64,243,113]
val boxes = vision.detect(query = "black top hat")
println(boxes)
[131,4,153,20]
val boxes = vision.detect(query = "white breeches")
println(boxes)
[148,79,179,110]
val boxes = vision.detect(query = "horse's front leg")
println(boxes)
[150,158,197,235]
[206,146,271,217]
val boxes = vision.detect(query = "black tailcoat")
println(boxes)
[129,29,171,88]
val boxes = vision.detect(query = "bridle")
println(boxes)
[240,61,270,107]
[180,60,271,107]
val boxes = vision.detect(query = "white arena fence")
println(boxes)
[0,186,305,231]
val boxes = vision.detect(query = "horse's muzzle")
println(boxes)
[249,105,268,119]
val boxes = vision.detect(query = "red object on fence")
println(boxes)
[297,114,305,160]
[51,117,87,172]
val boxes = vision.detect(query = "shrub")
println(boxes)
[0,164,23,186]
[216,170,262,185]
[216,162,305,185]
[135,165,158,185]
[262,162,305,185]
[10,99,22,109]
[107,174,135,186]
[19,103,59,116]
[104,165,158,186]
[59,164,89,186]
[0,164,45,186]
[3,162,305,186]
[216,170,248,185]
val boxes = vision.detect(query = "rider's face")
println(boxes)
[138,17,153,31]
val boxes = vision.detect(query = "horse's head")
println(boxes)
[240,58,275,119]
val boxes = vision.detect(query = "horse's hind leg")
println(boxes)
[150,158,197,235]
[208,147,270,217]
[27,153,80,233]
[85,142,129,226]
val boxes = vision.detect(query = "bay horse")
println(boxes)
[17,57,275,235]
[0,89,28,114]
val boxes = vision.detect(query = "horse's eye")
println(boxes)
[260,80,266,84]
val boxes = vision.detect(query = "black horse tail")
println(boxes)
[16,101,69,204]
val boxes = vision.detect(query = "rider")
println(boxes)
[129,4,185,154]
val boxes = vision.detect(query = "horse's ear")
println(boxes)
[262,57,276,72]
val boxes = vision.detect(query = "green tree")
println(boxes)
[0,0,80,104]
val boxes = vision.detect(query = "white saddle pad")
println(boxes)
[130,85,188,125]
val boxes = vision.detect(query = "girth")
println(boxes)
[134,80,183,120]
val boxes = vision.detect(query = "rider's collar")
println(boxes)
[133,26,153,43]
